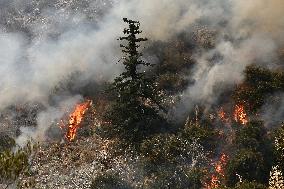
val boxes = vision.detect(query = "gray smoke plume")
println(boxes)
[260,93,284,129]
[0,0,283,145]
[168,0,283,119]
[15,95,82,146]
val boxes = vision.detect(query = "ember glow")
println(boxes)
[233,104,248,125]
[64,100,92,141]
[218,107,230,123]
[206,153,229,189]
[215,154,228,177]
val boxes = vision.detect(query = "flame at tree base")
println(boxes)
[218,107,230,124]
[62,99,93,142]
[206,153,229,189]
[234,104,248,125]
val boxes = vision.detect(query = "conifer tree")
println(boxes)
[105,18,165,142]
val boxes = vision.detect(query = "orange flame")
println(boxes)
[233,104,248,125]
[215,154,228,177]
[218,107,230,123]
[206,153,229,189]
[209,175,220,189]
[65,100,92,141]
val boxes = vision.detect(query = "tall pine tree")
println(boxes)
[105,18,165,142]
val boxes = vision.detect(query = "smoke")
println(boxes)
[171,0,282,118]
[15,95,82,146]
[232,0,284,43]
[0,0,283,144]
[260,93,284,129]
[109,0,231,41]
[0,0,124,145]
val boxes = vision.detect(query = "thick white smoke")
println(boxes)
[232,0,284,44]
[15,95,82,145]
[0,0,283,144]
[167,0,283,117]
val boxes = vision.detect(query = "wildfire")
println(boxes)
[218,107,230,123]
[233,104,248,125]
[215,154,228,177]
[206,153,229,189]
[64,100,92,141]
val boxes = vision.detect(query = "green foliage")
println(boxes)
[0,134,15,152]
[0,142,33,185]
[140,134,180,164]
[91,172,132,189]
[234,65,284,113]
[182,121,218,152]
[105,18,166,143]
[225,121,273,186]
[138,120,209,188]
[148,167,204,189]
[218,181,267,189]
[186,168,205,189]
[233,181,266,189]
[234,121,268,151]
[139,120,214,164]
[225,149,267,186]
[140,134,204,165]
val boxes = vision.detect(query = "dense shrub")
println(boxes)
[225,121,274,186]
[234,121,268,151]
[218,181,266,189]
[140,133,207,165]
[225,149,267,186]
[0,134,15,152]
[234,65,284,113]
[148,167,204,189]
[0,142,32,185]
[181,121,218,152]
[91,172,132,189]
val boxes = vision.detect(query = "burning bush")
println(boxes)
[63,100,93,142]
[234,65,284,113]
[1,5,283,188]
